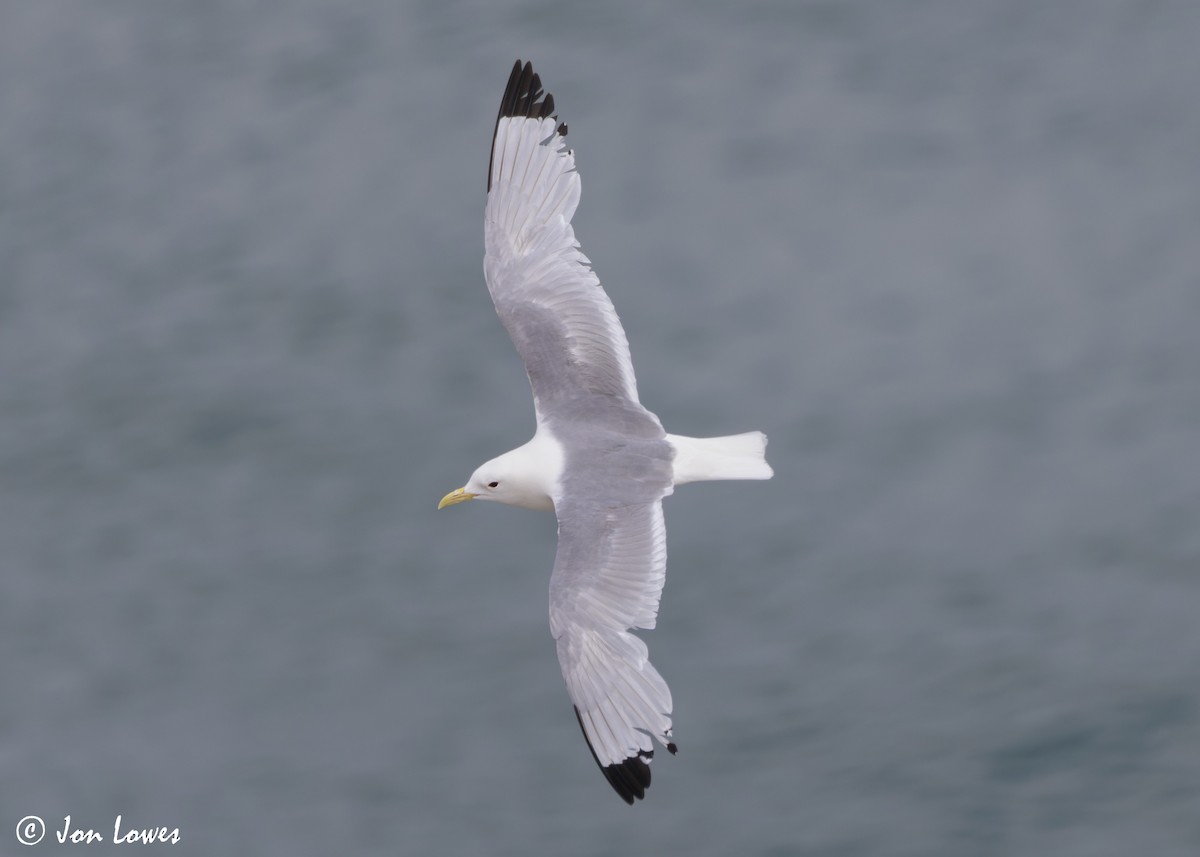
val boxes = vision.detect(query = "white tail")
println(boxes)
[665,431,773,485]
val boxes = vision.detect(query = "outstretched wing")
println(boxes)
[550,495,678,804]
[484,60,640,411]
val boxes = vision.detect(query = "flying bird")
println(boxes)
[439,60,773,804]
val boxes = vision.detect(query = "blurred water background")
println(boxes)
[3,1,1199,855]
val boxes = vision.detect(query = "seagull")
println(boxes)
[439,60,773,804]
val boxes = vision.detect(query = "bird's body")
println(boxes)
[439,60,772,804]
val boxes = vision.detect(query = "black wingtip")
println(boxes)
[573,706,657,805]
[498,60,556,121]
[602,755,651,805]
[487,60,566,192]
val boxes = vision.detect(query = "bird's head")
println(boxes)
[438,447,555,512]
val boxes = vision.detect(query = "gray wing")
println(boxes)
[484,60,639,413]
[550,492,677,804]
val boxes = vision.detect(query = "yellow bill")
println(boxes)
[438,487,476,510]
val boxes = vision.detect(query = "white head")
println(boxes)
[438,436,561,513]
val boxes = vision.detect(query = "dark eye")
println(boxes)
[487,481,499,488]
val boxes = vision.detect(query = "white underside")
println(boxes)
[665,431,773,485]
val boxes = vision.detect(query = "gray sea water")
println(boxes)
[3,2,1199,855]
